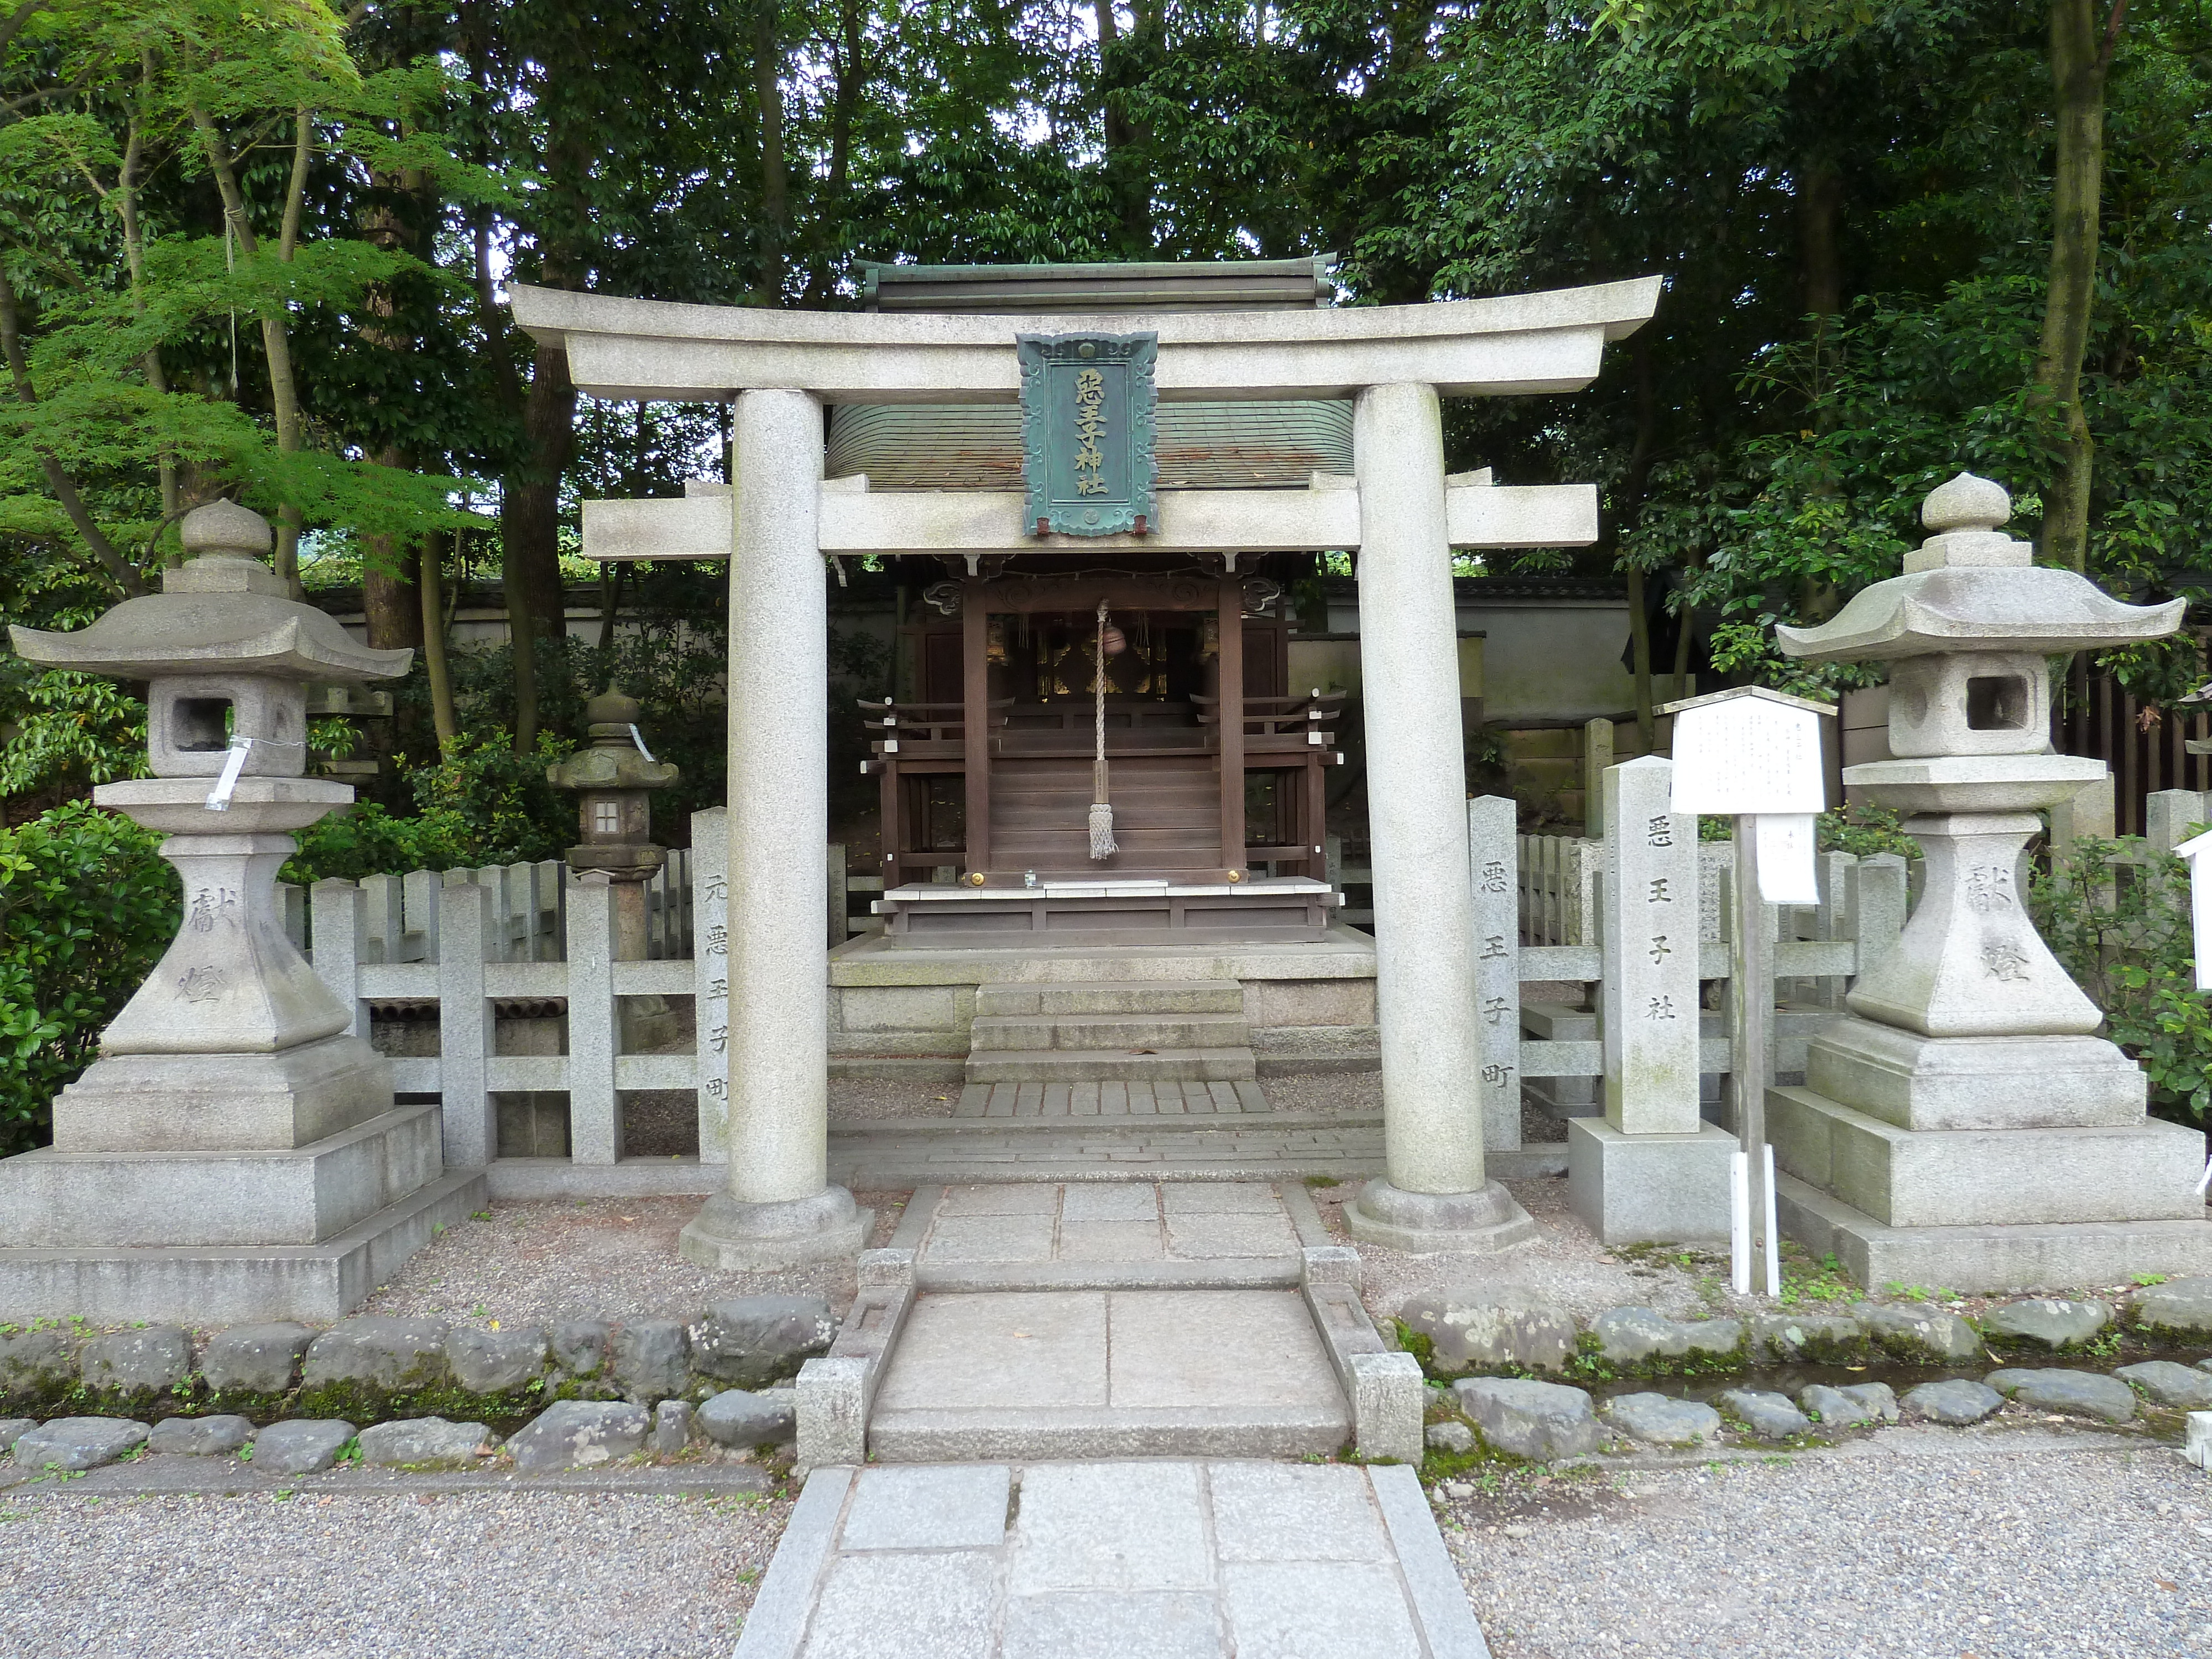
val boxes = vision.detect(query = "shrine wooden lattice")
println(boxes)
[865,571,1342,913]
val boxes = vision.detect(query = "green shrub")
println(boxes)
[2032,835,2212,1126]
[0,804,179,1155]
[284,732,577,884]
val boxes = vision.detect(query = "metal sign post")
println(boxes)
[1660,685,1837,1299]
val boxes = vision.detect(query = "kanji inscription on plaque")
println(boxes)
[1018,331,1159,536]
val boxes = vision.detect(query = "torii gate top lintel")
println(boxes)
[506,275,1662,404]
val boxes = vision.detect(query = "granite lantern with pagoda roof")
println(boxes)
[0,500,485,1321]
[1767,472,2212,1289]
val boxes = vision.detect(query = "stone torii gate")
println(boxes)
[510,276,1662,1267]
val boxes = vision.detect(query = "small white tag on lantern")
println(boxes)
[204,742,251,812]
[1754,813,1819,903]
[628,723,657,764]
[2174,827,2212,991]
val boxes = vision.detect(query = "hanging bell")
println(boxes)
[1099,622,1126,656]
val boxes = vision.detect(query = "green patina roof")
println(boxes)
[828,400,1350,492]
[860,255,1335,314]
[840,257,1347,489]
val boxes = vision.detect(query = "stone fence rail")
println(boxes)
[269,765,2171,1191]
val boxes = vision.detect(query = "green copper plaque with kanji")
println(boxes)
[1018,331,1159,536]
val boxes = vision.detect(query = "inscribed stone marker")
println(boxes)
[1600,758,1700,1135]
[1467,795,1520,1151]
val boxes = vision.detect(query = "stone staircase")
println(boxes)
[964,979,1257,1084]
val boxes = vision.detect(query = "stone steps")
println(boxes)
[795,1181,1422,1472]
[966,1046,1257,1083]
[967,1012,1251,1052]
[966,978,1259,1084]
[974,979,1245,1016]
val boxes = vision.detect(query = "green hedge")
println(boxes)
[0,804,180,1155]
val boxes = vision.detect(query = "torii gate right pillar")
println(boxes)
[1343,382,1535,1253]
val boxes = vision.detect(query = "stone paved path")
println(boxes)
[734,1460,1489,1659]
[953,1080,1274,1118]
[912,1179,1307,1268]
[870,1182,1353,1459]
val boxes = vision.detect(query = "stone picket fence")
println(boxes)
[278,765,1955,1188]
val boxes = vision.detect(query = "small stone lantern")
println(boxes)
[549,687,679,989]
[0,500,468,1319]
[1767,471,2212,1288]
[549,687,679,886]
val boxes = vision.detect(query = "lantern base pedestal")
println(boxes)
[49,1034,394,1154]
[1777,1171,2212,1296]
[0,1166,486,1324]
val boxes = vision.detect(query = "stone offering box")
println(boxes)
[0,501,485,1321]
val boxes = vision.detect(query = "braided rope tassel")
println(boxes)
[1088,597,1117,860]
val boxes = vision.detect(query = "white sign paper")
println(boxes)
[2176,827,2212,991]
[1668,697,1828,817]
[1754,813,1819,904]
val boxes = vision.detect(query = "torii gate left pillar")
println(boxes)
[679,388,867,1267]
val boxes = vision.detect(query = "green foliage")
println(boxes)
[0,803,179,1155]
[284,730,576,884]
[1816,802,1918,860]
[2032,836,2212,1125]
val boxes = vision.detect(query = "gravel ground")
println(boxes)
[0,1485,791,1658]
[357,1191,912,1326]
[1446,1432,2212,1659]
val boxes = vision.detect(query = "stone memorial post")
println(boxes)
[1768,472,2212,1288]
[0,501,484,1320]
[1567,755,1737,1244]
[1468,795,1522,1152]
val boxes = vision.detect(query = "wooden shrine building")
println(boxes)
[847,258,1349,938]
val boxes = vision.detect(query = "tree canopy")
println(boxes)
[2,0,2208,803]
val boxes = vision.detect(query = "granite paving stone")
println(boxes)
[796,1551,998,1659]
[737,1460,1484,1659]
[1056,1221,1166,1261]
[841,1465,1012,1552]
[1007,1462,1211,1593]
[1060,1186,1160,1222]
[1207,1463,1390,1562]
[1162,1212,1302,1258]
[999,1592,1222,1659]
[1220,1561,1424,1659]
[875,1293,1109,1411]
[924,1213,1059,1262]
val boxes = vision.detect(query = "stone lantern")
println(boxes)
[1767,472,2212,1288]
[547,687,682,1074]
[547,686,679,959]
[0,500,483,1319]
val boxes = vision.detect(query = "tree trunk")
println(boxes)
[191,103,311,594]
[1797,152,1843,400]
[800,0,864,305]
[1626,566,1655,755]
[754,0,789,304]
[2033,0,2124,572]
[420,531,460,752]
